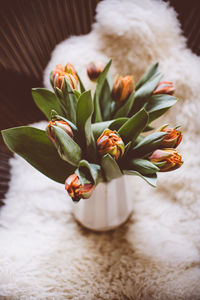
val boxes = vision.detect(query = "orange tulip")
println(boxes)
[87,62,104,81]
[64,63,78,84]
[97,129,125,160]
[65,174,94,202]
[153,81,175,95]
[150,148,183,172]
[112,75,135,102]
[47,120,73,144]
[51,63,78,90]
[159,124,182,148]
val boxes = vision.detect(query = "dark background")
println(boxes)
[0,0,200,204]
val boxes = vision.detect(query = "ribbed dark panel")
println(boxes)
[0,0,100,206]
[0,0,199,204]
[0,0,100,81]
[168,0,200,55]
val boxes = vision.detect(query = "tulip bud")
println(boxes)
[153,81,175,95]
[51,64,64,78]
[47,120,73,144]
[51,63,78,90]
[97,129,125,160]
[50,65,63,87]
[87,62,104,81]
[112,75,135,102]
[158,124,182,148]
[64,63,79,88]
[150,148,183,172]
[53,73,66,90]
[65,174,94,202]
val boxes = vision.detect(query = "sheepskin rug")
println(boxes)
[1,0,200,299]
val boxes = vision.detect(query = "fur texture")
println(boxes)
[1,0,200,299]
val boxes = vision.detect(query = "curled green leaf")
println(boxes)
[1,126,75,183]
[53,125,82,166]
[123,170,157,187]
[101,154,122,182]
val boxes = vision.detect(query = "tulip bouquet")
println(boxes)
[2,60,183,202]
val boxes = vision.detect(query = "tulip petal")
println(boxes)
[50,110,77,131]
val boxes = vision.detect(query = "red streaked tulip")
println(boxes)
[97,129,125,160]
[64,63,78,84]
[158,124,182,148]
[112,75,135,102]
[51,63,78,90]
[87,62,104,81]
[150,148,183,172]
[47,120,73,144]
[65,174,94,202]
[153,81,175,95]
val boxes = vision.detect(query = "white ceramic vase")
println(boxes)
[72,176,133,231]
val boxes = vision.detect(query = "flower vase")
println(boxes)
[73,176,133,232]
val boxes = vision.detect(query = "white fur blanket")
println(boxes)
[1,0,200,299]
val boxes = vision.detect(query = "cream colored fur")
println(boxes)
[1,0,200,299]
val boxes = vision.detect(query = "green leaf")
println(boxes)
[145,94,177,123]
[100,79,113,121]
[128,158,159,175]
[54,87,69,118]
[93,59,112,122]
[109,118,128,131]
[92,120,113,141]
[62,78,78,124]
[123,170,157,187]
[118,108,149,144]
[74,90,81,99]
[77,73,86,93]
[124,141,132,156]
[113,92,135,118]
[78,160,103,185]
[153,161,167,168]
[143,125,154,132]
[32,88,63,120]
[133,135,144,146]
[91,118,128,141]
[53,126,82,166]
[101,154,122,182]
[136,62,159,90]
[75,168,91,186]
[1,126,75,183]
[134,72,162,100]
[76,90,96,161]
[132,132,167,157]
[130,63,162,115]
